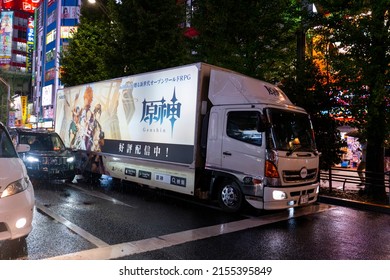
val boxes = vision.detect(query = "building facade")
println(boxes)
[33,0,79,128]
[0,0,39,126]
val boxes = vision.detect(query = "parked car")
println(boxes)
[9,128,76,182]
[0,122,34,241]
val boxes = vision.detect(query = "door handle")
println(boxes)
[223,151,232,156]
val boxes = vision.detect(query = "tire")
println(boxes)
[217,180,243,213]
[8,236,28,255]
[83,171,102,183]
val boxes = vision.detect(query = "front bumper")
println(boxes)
[26,168,75,180]
[245,182,319,210]
[0,184,35,241]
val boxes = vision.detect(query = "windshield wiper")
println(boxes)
[286,145,318,156]
[286,145,302,156]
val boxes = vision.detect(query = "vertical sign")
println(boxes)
[0,11,13,66]
[26,17,34,72]
[21,96,28,124]
[42,84,53,106]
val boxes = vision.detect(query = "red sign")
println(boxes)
[2,0,15,10]
[1,0,42,13]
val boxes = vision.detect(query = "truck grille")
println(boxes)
[283,168,317,183]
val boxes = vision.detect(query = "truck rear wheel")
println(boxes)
[217,180,243,213]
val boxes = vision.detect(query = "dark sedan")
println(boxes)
[9,128,76,182]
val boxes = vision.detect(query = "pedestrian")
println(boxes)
[357,141,367,186]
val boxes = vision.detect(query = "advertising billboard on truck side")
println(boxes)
[55,64,200,165]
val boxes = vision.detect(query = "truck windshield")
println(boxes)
[266,108,316,153]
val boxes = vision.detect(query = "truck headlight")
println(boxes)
[273,190,287,200]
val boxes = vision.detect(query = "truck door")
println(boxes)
[221,110,265,177]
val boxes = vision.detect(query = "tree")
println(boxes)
[190,0,345,169]
[189,0,300,82]
[312,0,390,202]
[281,59,346,170]
[60,0,346,171]
[108,0,192,75]
[60,0,191,86]
[60,0,118,86]
[60,21,112,86]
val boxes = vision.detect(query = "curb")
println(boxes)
[318,195,390,214]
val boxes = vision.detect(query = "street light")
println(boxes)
[87,0,110,18]
[0,76,11,127]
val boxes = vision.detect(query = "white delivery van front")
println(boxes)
[205,68,319,211]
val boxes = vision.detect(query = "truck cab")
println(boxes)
[204,68,319,211]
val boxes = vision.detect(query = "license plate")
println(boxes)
[300,194,309,204]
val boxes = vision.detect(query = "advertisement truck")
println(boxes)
[55,63,320,212]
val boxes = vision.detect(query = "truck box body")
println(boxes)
[55,63,319,212]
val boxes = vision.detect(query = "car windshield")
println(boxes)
[0,127,17,158]
[266,108,316,152]
[19,132,66,152]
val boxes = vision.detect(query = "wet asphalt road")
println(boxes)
[1,176,389,260]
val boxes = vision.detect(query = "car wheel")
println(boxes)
[217,180,243,213]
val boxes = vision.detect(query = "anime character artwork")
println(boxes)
[69,86,104,152]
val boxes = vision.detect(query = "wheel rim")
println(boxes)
[221,184,238,207]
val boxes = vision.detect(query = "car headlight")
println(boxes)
[1,177,30,198]
[26,156,39,163]
[67,156,75,163]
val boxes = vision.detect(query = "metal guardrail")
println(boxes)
[320,167,363,192]
[320,167,390,204]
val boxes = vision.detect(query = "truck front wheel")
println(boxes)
[217,180,243,213]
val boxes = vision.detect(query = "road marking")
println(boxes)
[36,202,109,248]
[45,203,333,260]
[68,184,136,208]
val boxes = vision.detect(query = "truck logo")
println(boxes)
[140,88,182,136]
[264,85,279,97]
[300,167,308,179]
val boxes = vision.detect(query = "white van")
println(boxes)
[0,122,35,241]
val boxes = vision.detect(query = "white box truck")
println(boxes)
[55,63,320,212]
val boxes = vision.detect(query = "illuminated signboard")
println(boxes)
[2,0,42,13]
[60,26,78,39]
[55,65,199,164]
[62,6,80,19]
[44,68,55,81]
[21,95,28,123]
[26,17,34,72]
[0,11,13,65]
[42,84,53,106]
[46,29,56,44]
